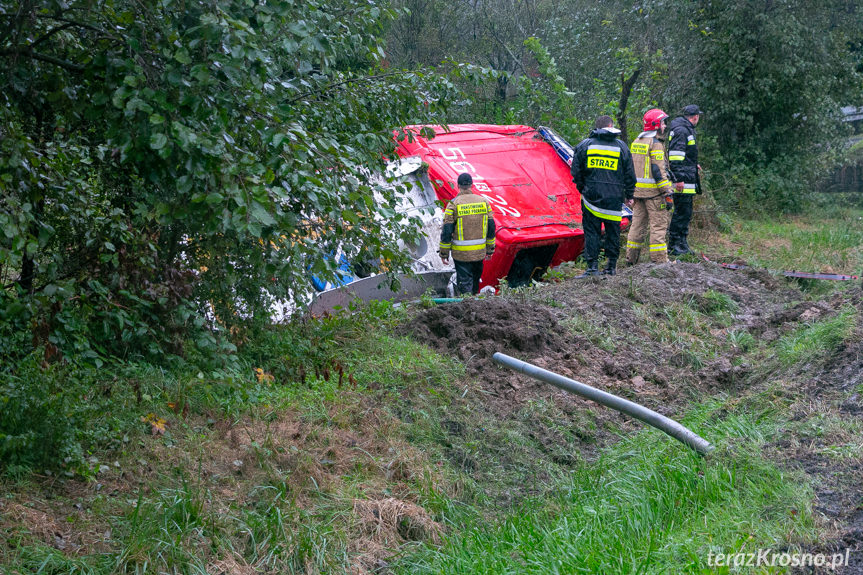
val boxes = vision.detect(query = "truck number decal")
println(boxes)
[440,146,520,217]
[480,193,521,218]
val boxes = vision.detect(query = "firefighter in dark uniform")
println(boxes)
[439,173,496,294]
[571,115,636,277]
[667,104,703,256]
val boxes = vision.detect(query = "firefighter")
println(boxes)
[439,173,496,294]
[667,104,703,256]
[571,115,636,277]
[625,108,674,265]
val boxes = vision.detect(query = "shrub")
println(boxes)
[0,357,84,474]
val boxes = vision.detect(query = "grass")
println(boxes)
[775,308,856,367]
[393,400,818,575]
[700,202,863,282]
[3,205,863,574]
[631,301,724,370]
[564,312,620,352]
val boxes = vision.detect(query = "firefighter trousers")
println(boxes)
[668,193,694,250]
[626,196,671,264]
[454,259,484,295]
[583,209,620,265]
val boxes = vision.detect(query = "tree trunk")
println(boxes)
[617,67,641,143]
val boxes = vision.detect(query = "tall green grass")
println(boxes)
[720,205,863,278]
[394,401,817,574]
[775,309,856,367]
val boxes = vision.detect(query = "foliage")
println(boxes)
[692,0,861,213]
[0,0,455,364]
[0,356,83,475]
[384,0,863,212]
[517,37,586,143]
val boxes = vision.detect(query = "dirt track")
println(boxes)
[403,261,863,573]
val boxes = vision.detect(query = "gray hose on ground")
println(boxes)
[492,352,714,456]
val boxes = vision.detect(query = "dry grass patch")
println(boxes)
[350,497,443,573]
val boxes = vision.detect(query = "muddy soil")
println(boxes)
[403,262,801,447]
[403,262,863,572]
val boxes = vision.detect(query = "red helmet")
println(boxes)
[643,108,669,131]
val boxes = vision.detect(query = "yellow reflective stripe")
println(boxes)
[456,202,489,216]
[452,244,486,252]
[630,142,649,155]
[636,182,661,189]
[457,217,463,240]
[452,238,486,247]
[656,179,670,187]
[650,150,664,160]
[649,243,667,251]
[627,241,643,248]
[588,144,621,154]
[486,237,495,245]
[669,152,685,161]
[687,140,696,145]
[444,207,454,216]
[582,198,622,222]
[587,149,621,158]
[439,243,451,249]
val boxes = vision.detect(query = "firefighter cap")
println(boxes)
[457,173,473,187]
[682,104,703,116]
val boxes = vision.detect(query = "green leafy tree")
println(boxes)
[692,0,861,212]
[0,0,455,364]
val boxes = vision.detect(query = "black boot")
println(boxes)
[679,236,692,255]
[602,259,617,276]
[576,261,600,278]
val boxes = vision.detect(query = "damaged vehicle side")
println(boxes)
[307,124,632,314]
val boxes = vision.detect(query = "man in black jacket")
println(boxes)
[571,115,636,277]
[667,104,702,255]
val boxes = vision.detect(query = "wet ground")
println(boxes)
[403,261,863,573]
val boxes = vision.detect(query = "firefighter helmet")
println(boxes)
[643,108,669,132]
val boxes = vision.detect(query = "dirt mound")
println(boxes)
[403,262,799,426]
[405,297,573,365]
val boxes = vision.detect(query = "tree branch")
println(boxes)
[617,67,641,143]
[285,71,403,104]
[0,47,86,73]
[28,22,77,48]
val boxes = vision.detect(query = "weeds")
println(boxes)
[727,329,756,352]
[394,401,817,574]
[564,312,619,352]
[776,309,856,367]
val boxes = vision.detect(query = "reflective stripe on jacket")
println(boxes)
[440,191,496,262]
[630,131,673,199]
[667,117,698,184]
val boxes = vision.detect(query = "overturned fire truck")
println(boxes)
[307,124,631,313]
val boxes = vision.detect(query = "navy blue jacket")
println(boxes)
[667,117,699,185]
[571,128,636,213]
